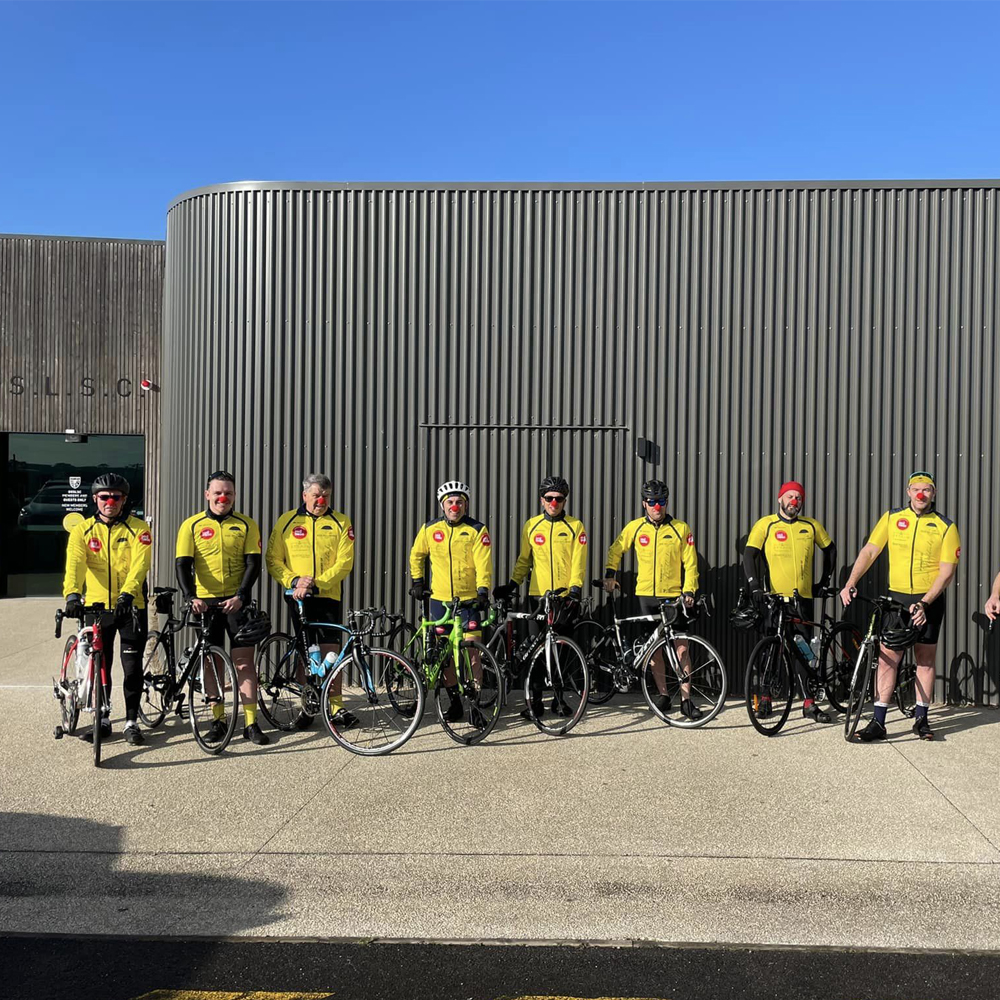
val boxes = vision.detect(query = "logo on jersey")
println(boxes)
[534,534,546,546]
[481,533,491,547]
[687,533,695,545]
[638,535,650,547]
[956,547,961,558]
[347,526,355,541]
[468,620,478,630]
[199,527,215,540]
[292,526,307,539]
[433,530,445,543]
[896,518,910,530]
[88,537,102,552]
[774,530,788,542]
[579,532,588,545]
[138,531,152,546]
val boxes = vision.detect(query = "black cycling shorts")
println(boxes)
[637,596,693,628]
[285,595,343,644]
[200,598,253,649]
[889,590,946,646]
[429,598,483,634]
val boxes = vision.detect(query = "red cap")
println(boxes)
[778,480,805,499]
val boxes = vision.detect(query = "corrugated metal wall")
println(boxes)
[162,183,1000,705]
[0,234,164,553]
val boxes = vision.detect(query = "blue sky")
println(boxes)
[1,1,997,240]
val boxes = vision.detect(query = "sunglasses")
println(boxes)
[542,494,566,503]
[644,498,668,507]
[96,493,124,502]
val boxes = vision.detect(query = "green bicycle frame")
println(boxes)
[403,601,499,693]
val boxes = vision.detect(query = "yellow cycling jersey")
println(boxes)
[511,513,589,596]
[605,516,698,598]
[266,507,355,601]
[409,515,493,602]
[176,510,262,599]
[63,515,153,609]
[867,507,961,594]
[746,514,832,599]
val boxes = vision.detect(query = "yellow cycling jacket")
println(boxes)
[63,514,153,609]
[266,506,355,600]
[176,510,262,599]
[746,514,833,599]
[409,515,493,602]
[867,507,961,594]
[511,513,589,596]
[605,516,698,598]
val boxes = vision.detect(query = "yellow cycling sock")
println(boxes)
[244,705,257,726]
[212,702,225,721]
[329,695,343,715]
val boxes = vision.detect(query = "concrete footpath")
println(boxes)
[3,599,1000,952]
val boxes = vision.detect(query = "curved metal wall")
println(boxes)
[163,182,1000,704]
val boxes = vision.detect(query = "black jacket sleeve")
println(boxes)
[237,554,262,602]
[175,556,196,600]
[742,545,765,591]
[819,542,837,588]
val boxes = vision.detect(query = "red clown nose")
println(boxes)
[916,491,927,502]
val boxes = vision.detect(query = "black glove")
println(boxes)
[65,593,84,617]
[568,586,582,602]
[409,580,430,601]
[493,581,517,600]
[477,587,490,611]
[115,592,135,620]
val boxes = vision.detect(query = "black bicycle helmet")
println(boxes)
[231,606,271,646]
[91,473,130,495]
[641,479,669,502]
[730,589,761,631]
[882,610,920,651]
[539,475,569,497]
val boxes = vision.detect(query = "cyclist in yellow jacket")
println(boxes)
[266,472,356,729]
[176,471,268,746]
[409,479,493,722]
[603,478,702,719]
[841,472,960,742]
[495,475,589,719]
[63,473,153,746]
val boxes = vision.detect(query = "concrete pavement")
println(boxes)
[3,598,1000,951]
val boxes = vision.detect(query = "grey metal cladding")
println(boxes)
[162,183,1000,705]
[0,233,164,536]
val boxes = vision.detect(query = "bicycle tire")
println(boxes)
[92,654,103,767]
[256,632,305,731]
[821,621,862,714]
[138,631,172,728]
[895,652,917,718]
[844,640,877,741]
[188,645,240,754]
[575,620,616,706]
[744,635,794,736]
[437,640,503,745]
[643,634,727,729]
[523,636,590,736]
[321,647,424,755]
[58,635,80,735]
[386,621,417,656]
[484,627,516,704]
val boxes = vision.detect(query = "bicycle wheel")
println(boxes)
[386,620,417,656]
[138,631,172,728]
[821,621,862,714]
[523,636,590,736]
[57,635,81,735]
[92,655,104,767]
[256,632,306,731]
[575,620,616,706]
[642,634,727,729]
[188,645,240,754]
[484,627,516,706]
[437,640,503,745]
[744,636,794,736]
[321,647,424,755]
[844,640,877,741]
[895,652,917,718]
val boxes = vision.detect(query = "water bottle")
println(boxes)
[793,635,815,662]
[308,643,323,676]
[76,640,91,704]
[809,635,821,659]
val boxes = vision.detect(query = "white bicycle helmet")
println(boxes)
[437,480,471,503]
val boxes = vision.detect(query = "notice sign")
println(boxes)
[61,476,89,514]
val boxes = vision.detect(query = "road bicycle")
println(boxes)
[842,594,921,741]
[137,588,242,754]
[368,606,416,653]
[255,593,423,755]
[742,589,861,737]
[398,598,503,746]
[484,589,590,736]
[580,582,726,728]
[53,602,110,767]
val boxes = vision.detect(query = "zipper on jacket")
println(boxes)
[909,515,919,592]
[652,523,659,597]
[448,523,455,597]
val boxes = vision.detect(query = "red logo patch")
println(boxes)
[897,518,910,530]
[956,546,961,557]
[139,531,152,546]
[347,526,355,541]
[638,535,650,547]
[534,533,546,546]
[687,533,695,545]
[292,526,307,539]
[774,530,788,542]
[433,530,445,543]
[88,538,102,552]
[199,527,215,540]
[579,533,588,545]
[468,621,478,629]
[481,533,491,547]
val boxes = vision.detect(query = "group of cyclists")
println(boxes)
[61,466,1000,749]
